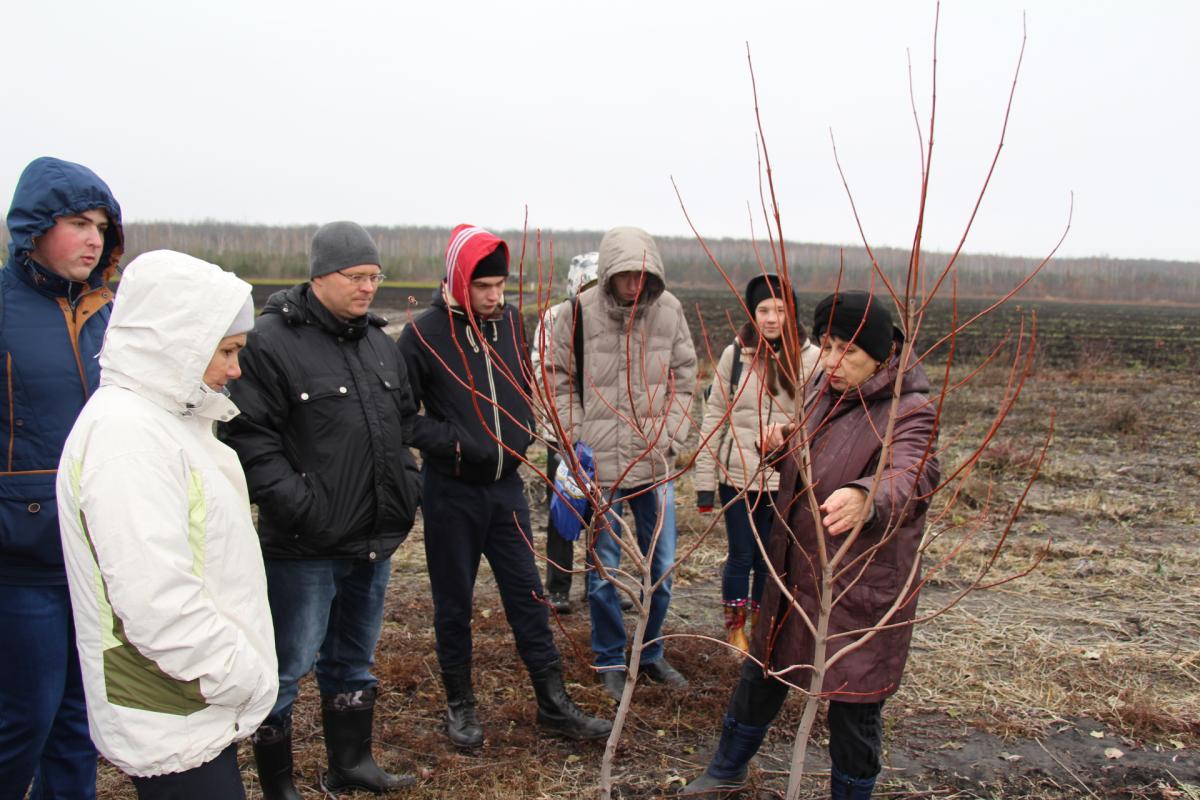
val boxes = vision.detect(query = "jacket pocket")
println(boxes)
[292,376,370,477]
[286,374,355,538]
[295,473,332,538]
[382,456,422,540]
[839,560,901,623]
[455,424,494,465]
[292,375,357,412]
[0,472,64,569]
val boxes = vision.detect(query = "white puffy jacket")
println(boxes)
[57,251,277,777]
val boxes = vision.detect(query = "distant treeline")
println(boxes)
[3,220,1196,303]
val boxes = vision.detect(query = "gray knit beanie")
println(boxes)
[223,296,256,337]
[310,221,381,279]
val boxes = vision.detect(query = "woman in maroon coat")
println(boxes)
[682,291,939,800]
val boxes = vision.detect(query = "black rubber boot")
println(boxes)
[678,715,769,796]
[252,721,303,800]
[319,688,416,794]
[530,660,612,741]
[441,667,484,748]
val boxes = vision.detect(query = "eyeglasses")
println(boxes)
[335,270,386,286]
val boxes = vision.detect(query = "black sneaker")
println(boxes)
[642,658,689,688]
[618,593,634,612]
[549,592,573,614]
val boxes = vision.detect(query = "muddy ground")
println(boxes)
[96,363,1199,799]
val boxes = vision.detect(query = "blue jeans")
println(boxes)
[262,558,391,726]
[718,485,777,605]
[0,583,96,800]
[587,481,677,670]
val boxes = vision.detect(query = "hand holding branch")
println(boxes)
[760,422,797,455]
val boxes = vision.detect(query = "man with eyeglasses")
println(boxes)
[220,221,422,798]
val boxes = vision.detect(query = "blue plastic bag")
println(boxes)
[549,442,595,541]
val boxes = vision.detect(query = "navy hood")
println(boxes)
[5,157,124,279]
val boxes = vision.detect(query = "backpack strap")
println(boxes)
[571,297,584,408]
[704,339,744,404]
[727,341,743,399]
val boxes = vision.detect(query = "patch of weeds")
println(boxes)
[1100,401,1144,436]
[977,439,1036,474]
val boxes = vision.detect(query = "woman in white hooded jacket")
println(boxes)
[57,250,277,798]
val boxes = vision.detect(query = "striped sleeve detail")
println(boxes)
[186,470,207,579]
[66,458,208,717]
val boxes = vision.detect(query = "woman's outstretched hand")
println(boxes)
[820,487,870,536]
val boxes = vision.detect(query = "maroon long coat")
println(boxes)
[749,356,939,703]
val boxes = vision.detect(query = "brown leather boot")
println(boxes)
[723,605,749,653]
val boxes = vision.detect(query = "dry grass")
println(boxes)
[910,368,1200,749]
[905,535,1200,743]
[94,368,1200,797]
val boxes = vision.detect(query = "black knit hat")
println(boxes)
[812,291,900,363]
[310,221,381,279]
[470,245,509,279]
[745,273,797,314]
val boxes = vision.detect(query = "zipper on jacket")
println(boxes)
[5,354,13,472]
[482,320,504,482]
[57,285,111,404]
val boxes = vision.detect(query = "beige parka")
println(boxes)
[548,227,697,486]
[694,326,820,495]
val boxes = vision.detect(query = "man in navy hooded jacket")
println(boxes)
[398,224,610,748]
[0,157,122,799]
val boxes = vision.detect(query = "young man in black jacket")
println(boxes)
[398,224,610,748]
[221,221,421,799]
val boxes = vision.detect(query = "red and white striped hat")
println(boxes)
[444,224,509,308]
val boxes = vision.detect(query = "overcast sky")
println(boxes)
[6,1,1197,263]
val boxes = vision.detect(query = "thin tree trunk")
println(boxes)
[598,572,653,799]
[785,563,833,800]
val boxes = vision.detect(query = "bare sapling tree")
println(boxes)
[667,7,1071,799]
[404,8,1069,798]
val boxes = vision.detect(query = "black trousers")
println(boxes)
[544,446,576,596]
[130,743,244,799]
[728,659,884,779]
[423,466,559,673]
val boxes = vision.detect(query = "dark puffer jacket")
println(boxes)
[398,287,534,485]
[0,157,123,584]
[219,284,420,560]
[750,356,939,703]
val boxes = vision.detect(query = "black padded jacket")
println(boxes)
[219,284,420,560]
[398,288,534,485]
